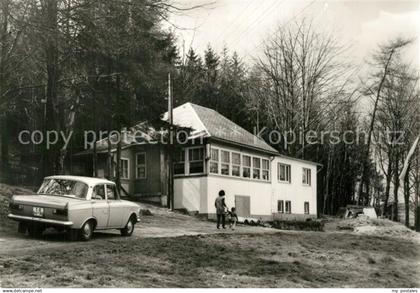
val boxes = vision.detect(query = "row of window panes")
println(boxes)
[210,148,270,181]
[277,163,312,185]
[174,147,205,175]
[277,201,310,214]
[118,151,312,184]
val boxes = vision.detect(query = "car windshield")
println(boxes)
[37,178,88,199]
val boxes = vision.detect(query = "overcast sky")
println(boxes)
[169,0,420,72]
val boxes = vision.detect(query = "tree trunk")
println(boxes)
[42,0,59,177]
[383,158,393,216]
[404,163,410,227]
[0,0,10,183]
[399,136,420,225]
[0,117,9,182]
[415,149,419,231]
[357,48,397,201]
[365,177,370,206]
[323,145,333,215]
[393,151,400,221]
[57,95,79,174]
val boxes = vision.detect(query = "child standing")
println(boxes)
[228,207,238,230]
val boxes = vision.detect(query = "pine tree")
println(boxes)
[202,44,220,109]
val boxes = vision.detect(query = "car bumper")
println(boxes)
[8,214,73,226]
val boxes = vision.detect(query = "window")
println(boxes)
[285,201,291,214]
[262,159,270,181]
[242,155,251,178]
[106,184,117,200]
[302,168,311,185]
[252,157,261,179]
[38,179,88,199]
[174,149,186,175]
[210,148,219,174]
[278,163,291,183]
[206,148,268,181]
[277,200,284,213]
[92,185,105,200]
[120,158,129,179]
[221,150,230,175]
[304,202,309,214]
[232,152,241,177]
[135,153,146,179]
[188,147,204,174]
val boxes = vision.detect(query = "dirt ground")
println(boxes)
[0,183,419,288]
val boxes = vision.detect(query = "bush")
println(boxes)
[272,219,324,231]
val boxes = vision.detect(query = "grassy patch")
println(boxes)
[0,232,418,288]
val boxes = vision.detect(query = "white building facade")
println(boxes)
[170,103,319,221]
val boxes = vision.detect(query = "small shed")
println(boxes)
[339,205,377,219]
[362,207,377,219]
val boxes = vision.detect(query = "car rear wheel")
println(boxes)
[80,221,94,241]
[18,222,27,234]
[27,224,44,238]
[120,217,135,236]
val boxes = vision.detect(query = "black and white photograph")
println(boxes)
[0,0,419,290]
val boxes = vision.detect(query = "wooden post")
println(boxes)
[167,73,174,211]
[93,95,97,177]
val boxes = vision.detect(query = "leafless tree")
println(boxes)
[249,19,363,215]
[0,0,31,181]
[374,56,419,223]
[356,37,413,204]
[256,19,352,157]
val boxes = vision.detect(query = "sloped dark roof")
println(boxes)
[77,103,278,156]
[190,103,278,153]
[163,103,278,154]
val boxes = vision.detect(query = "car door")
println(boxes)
[106,184,124,228]
[92,184,110,229]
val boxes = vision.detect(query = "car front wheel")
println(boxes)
[80,221,94,241]
[68,229,80,241]
[120,217,135,236]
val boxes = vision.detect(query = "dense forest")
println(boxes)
[0,0,418,223]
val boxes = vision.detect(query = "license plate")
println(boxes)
[33,207,44,217]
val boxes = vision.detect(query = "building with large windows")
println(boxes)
[75,102,320,221]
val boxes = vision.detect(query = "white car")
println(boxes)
[8,175,141,241]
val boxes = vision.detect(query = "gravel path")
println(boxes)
[0,202,279,256]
